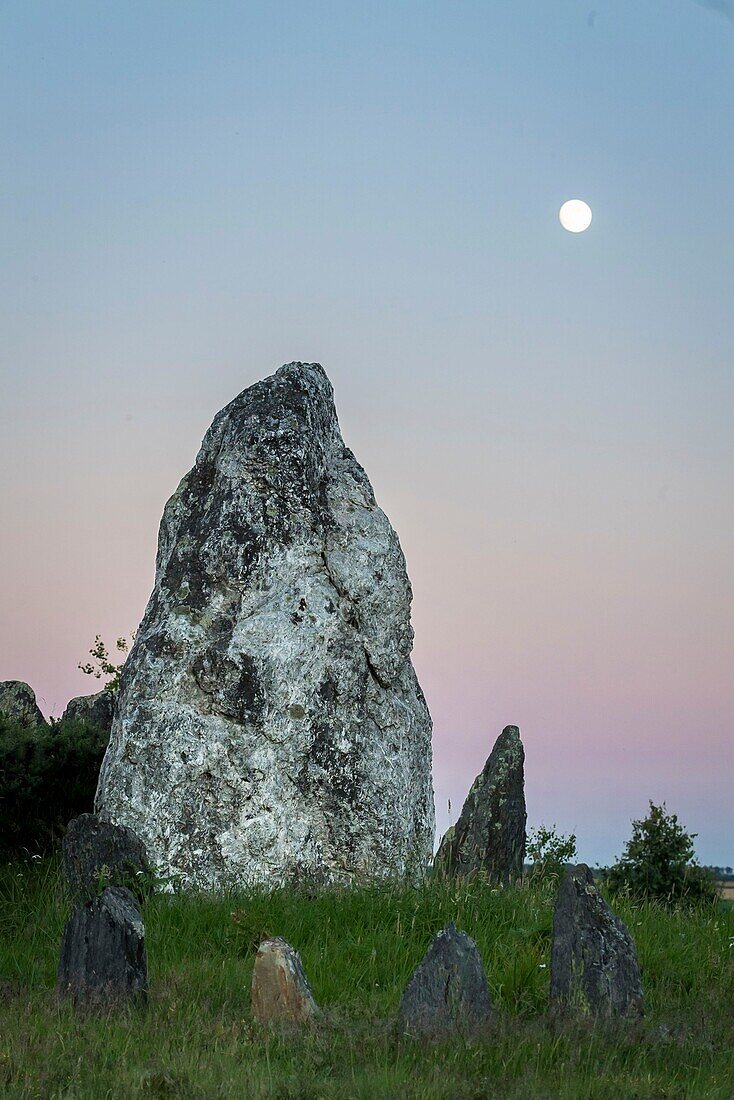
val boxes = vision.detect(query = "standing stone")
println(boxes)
[62,689,115,733]
[399,923,493,1038]
[0,681,47,727]
[434,725,526,882]
[550,864,643,1017]
[62,814,151,904]
[96,362,434,889]
[251,937,320,1025]
[57,886,147,1008]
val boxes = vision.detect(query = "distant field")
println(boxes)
[718,880,734,901]
[0,857,732,1099]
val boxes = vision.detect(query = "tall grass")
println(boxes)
[0,856,732,1098]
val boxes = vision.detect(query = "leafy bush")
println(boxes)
[78,632,134,692]
[0,717,109,856]
[526,824,577,884]
[606,801,717,906]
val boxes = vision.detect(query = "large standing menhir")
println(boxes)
[96,362,435,889]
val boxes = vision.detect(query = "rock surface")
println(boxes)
[62,814,151,904]
[550,863,643,1017]
[251,937,320,1025]
[62,690,115,732]
[57,886,147,1008]
[399,923,493,1037]
[96,362,434,889]
[0,681,47,727]
[434,725,526,881]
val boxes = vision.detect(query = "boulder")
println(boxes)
[62,689,115,732]
[0,681,46,727]
[434,725,526,882]
[550,863,643,1017]
[251,937,320,1025]
[57,886,147,1008]
[96,362,434,889]
[62,813,151,904]
[399,923,493,1038]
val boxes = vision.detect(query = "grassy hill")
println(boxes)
[0,856,732,1099]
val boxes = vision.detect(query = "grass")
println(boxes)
[0,856,732,1099]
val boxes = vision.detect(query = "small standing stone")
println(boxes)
[0,681,47,727]
[61,689,115,733]
[550,864,643,1017]
[399,923,493,1038]
[251,937,320,1025]
[434,725,526,882]
[62,814,151,904]
[57,886,147,1009]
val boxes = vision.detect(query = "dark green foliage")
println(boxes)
[606,801,718,906]
[0,717,109,854]
[526,823,578,885]
[0,859,732,1098]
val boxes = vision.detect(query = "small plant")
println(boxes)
[605,801,717,906]
[78,633,134,692]
[526,824,577,884]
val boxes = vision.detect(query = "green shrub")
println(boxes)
[605,801,718,906]
[526,824,577,885]
[0,717,109,855]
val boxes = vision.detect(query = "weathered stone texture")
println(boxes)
[399,923,493,1038]
[550,863,643,1017]
[62,690,115,732]
[0,681,46,727]
[62,813,151,904]
[434,725,526,881]
[251,937,319,1025]
[57,886,147,1008]
[96,362,434,889]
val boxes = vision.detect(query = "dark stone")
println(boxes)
[62,813,151,904]
[550,864,643,1017]
[434,725,526,882]
[61,689,115,732]
[57,886,147,1008]
[0,681,47,727]
[399,923,493,1038]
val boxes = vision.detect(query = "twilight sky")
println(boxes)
[1,1,732,865]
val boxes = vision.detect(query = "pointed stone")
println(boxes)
[399,923,493,1038]
[550,864,643,1017]
[0,681,47,727]
[96,362,434,889]
[251,937,320,1025]
[62,814,151,904]
[62,689,115,733]
[434,725,526,882]
[57,886,147,1009]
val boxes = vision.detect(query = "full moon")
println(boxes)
[559,199,592,233]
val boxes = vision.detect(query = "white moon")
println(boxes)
[559,199,592,233]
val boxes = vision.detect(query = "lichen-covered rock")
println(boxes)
[62,813,151,904]
[550,864,643,1018]
[399,923,493,1038]
[0,681,47,727]
[62,690,115,733]
[251,937,320,1025]
[96,362,434,889]
[434,725,526,882]
[57,886,147,1008]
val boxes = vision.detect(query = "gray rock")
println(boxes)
[96,362,434,890]
[251,937,320,1025]
[62,813,151,904]
[550,863,643,1017]
[399,923,493,1038]
[0,681,47,727]
[57,886,147,1008]
[434,725,526,882]
[62,689,115,732]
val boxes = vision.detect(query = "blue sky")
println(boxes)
[1,1,732,863]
